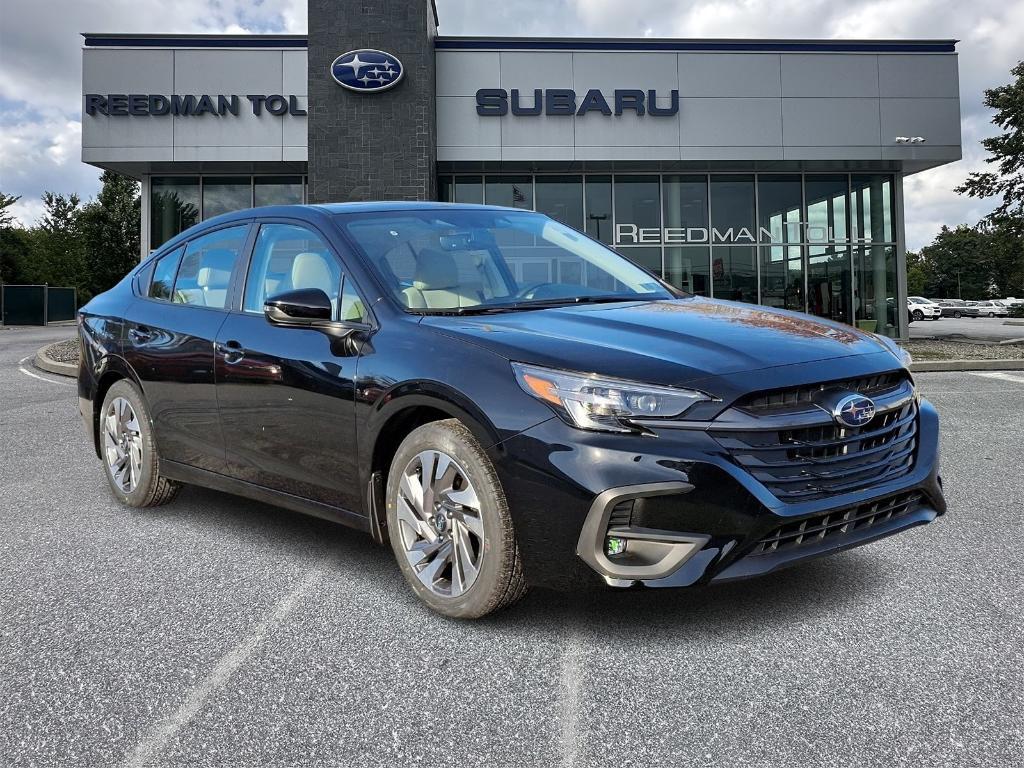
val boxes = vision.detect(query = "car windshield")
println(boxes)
[336,208,674,313]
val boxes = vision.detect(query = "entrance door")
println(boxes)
[806,246,852,325]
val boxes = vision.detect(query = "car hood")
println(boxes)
[421,297,898,386]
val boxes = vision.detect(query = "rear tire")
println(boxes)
[99,380,181,508]
[386,419,526,619]
[954,311,962,318]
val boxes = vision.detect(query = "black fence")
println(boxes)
[0,285,78,326]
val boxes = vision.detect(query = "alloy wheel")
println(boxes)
[395,450,485,598]
[103,397,144,493]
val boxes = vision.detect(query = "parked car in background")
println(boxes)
[908,296,942,321]
[973,301,1009,317]
[936,300,979,319]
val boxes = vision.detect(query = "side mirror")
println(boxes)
[264,288,334,327]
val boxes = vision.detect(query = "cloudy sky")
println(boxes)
[0,0,1020,249]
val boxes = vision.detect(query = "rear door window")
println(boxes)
[171,226,248,309]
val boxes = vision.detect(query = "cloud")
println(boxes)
[0,0,1019,249]
[0,0,308,221]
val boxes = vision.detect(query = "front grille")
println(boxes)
[710,400,918,502]
[737,371,907,414]
[749,491,923,556]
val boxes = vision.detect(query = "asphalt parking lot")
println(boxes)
[910,314,1023,341]
[2,326,1022,767]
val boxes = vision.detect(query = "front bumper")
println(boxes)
[492,385,945,590]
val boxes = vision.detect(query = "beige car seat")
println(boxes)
[291,252,337,315]
[402,249,481,309]
[196,266,231,308]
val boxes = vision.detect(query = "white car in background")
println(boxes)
[973,301,1009,317]
[908,296,942,321]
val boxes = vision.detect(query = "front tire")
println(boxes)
[386,419,526,619]
[100,380,181,508]
[912,309,924,321]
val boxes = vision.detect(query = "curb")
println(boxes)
[1004,319,1024,326]
[911,359,1024,373]
[34,344,77,378]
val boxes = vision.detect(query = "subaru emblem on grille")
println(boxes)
[833,394,876,428]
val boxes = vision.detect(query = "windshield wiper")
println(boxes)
[471,295,647,314]
[411,295,652,316]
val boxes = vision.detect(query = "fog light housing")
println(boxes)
[605,537,627,556]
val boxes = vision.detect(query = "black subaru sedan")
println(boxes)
[78,203,945,618]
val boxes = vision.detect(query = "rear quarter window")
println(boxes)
[149,247,184,301]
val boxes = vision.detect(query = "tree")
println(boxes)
[917,226,990,299]
[956,61,1024,219]
[905,250,928,296]
[1,193,30,283]
[80,171,141,297]
[30,192,87,294]
[0,192,20,228]
[981,216,1024,297]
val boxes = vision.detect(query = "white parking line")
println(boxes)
[968,371,1024,385]
[122,564,324,768]
[558,617,583,768]
[17,356,76,386]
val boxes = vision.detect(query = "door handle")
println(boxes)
[129,325,152,343]
[218,340,245,364]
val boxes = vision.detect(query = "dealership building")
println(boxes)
[80,0,962,338]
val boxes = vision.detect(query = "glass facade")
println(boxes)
[440,171,901,337]
[149,175,307,250]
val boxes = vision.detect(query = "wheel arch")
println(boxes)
[90,355,145,458]
[362,383,503,543]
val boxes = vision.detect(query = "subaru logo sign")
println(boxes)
[330,49,404,93]
[833,394,876,429]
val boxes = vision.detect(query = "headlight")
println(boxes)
[511,362,713,433]
[876,334,912,368]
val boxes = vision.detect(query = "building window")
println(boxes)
[854,244,898,335]
[485,176,533,209]
[805,175,848,243]
[710,175,756,302]
[851,174,894,242]
[429,170,901,335]
[254,176,304,207]
[535,176,583,230]
[807,245,853,324]
[453,176,483,204]
[151,177,199,250]
[665,246,710,296]
[584,176,612,244]
[203,176,252,219]
[438,176,454,203]
[618,245,662,277]
[663,175,708,233]
[614,176,661,236]
[713,246,757,303]
[757,175,802,245]
[760,244,803,312]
